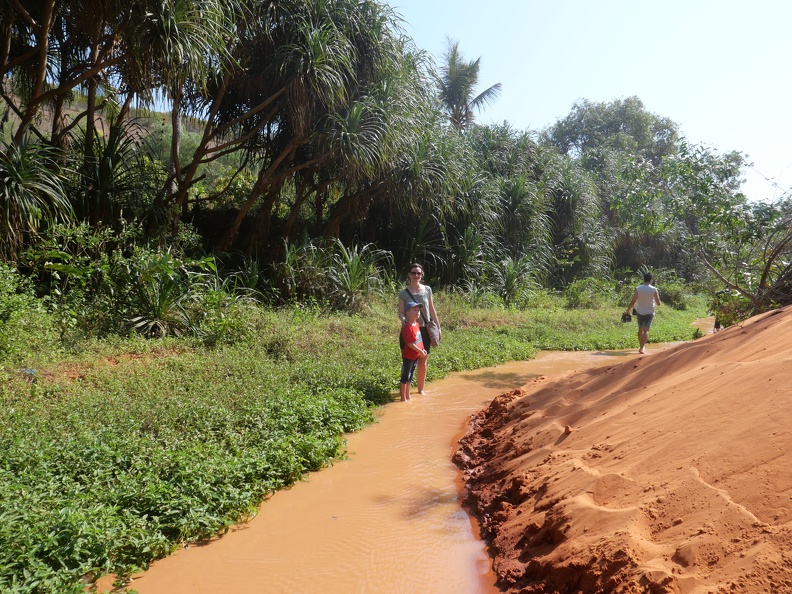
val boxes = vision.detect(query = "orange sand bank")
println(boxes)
[455,306,792,593]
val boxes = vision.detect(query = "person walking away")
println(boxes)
[624,272,662,354]
[397,263,441,394]
[399,301,427,401]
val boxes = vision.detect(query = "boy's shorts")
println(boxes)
[400,357,419,384]
[637,313,654,329]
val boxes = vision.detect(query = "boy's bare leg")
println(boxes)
[416,357,427,394]
[400,382,410,401]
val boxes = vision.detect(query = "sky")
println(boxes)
[388,0,792,202]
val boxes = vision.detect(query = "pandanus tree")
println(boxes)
[435,38,501,131]
[0,0,240,228]
[1,0,144,145]
[182,0,437,253]
[0,138,71,259]
[123,0,239,211]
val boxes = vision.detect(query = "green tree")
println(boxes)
[435,39,501,131]
[548,96,678,165]
[547,97,691,276]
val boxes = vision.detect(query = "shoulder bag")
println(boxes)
[405,288,440,347]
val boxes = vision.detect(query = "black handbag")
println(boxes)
[621,312,632,323]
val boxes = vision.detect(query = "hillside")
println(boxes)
[456,306,792,593]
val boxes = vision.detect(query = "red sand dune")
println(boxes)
[455,306,792,594]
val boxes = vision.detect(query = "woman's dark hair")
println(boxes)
[643,272,654,283]
[407,263,423,274]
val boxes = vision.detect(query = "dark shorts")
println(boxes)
[637,313,654,329]
[420,327,431,355]
[400,357,419,384]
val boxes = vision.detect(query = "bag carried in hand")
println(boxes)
[425,319,440,347]
[621,312,632,323]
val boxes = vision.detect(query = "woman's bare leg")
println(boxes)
[416,357,428,394]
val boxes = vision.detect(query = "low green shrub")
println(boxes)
[709,290,753,327]
[655,270,693,310]
[0,264,60,365]
[563,277,618,309]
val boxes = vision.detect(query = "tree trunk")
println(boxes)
[216,143,298,251]
[13,0,57,143]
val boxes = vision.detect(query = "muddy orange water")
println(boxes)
[103,334,707,594]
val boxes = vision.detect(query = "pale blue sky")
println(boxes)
[389,0,792,202]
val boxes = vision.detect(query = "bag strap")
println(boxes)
[405,288,429,324]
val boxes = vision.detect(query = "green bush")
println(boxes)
[655,270,693,310]
[0,264,59,365]
[709,290,753,327]
[563,277,618,309]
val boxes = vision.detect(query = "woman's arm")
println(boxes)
[397,295,406,324]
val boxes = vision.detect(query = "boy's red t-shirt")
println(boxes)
[401,322,424,359]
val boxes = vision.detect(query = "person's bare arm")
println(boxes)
[408,339,427,358]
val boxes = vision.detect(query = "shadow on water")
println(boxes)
[456,370,543,390]
[592,349,634,357]
[402,488,459,519]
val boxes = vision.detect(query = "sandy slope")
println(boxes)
[455,306,792,594]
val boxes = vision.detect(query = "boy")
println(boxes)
[400,301,427,401]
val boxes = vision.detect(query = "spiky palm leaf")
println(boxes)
[0,138,72,259]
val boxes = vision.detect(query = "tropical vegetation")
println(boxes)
[2,0,792,591]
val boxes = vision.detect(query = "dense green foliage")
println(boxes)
[5,0,789,310]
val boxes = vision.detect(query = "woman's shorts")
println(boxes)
[637,313,654,329]
[400,357,419,384]
[420,327,431,355]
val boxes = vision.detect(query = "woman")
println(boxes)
[397,263,441,394]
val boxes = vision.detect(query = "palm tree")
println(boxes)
[436,39,502,131]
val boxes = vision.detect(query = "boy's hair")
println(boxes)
[643,272,654,283]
